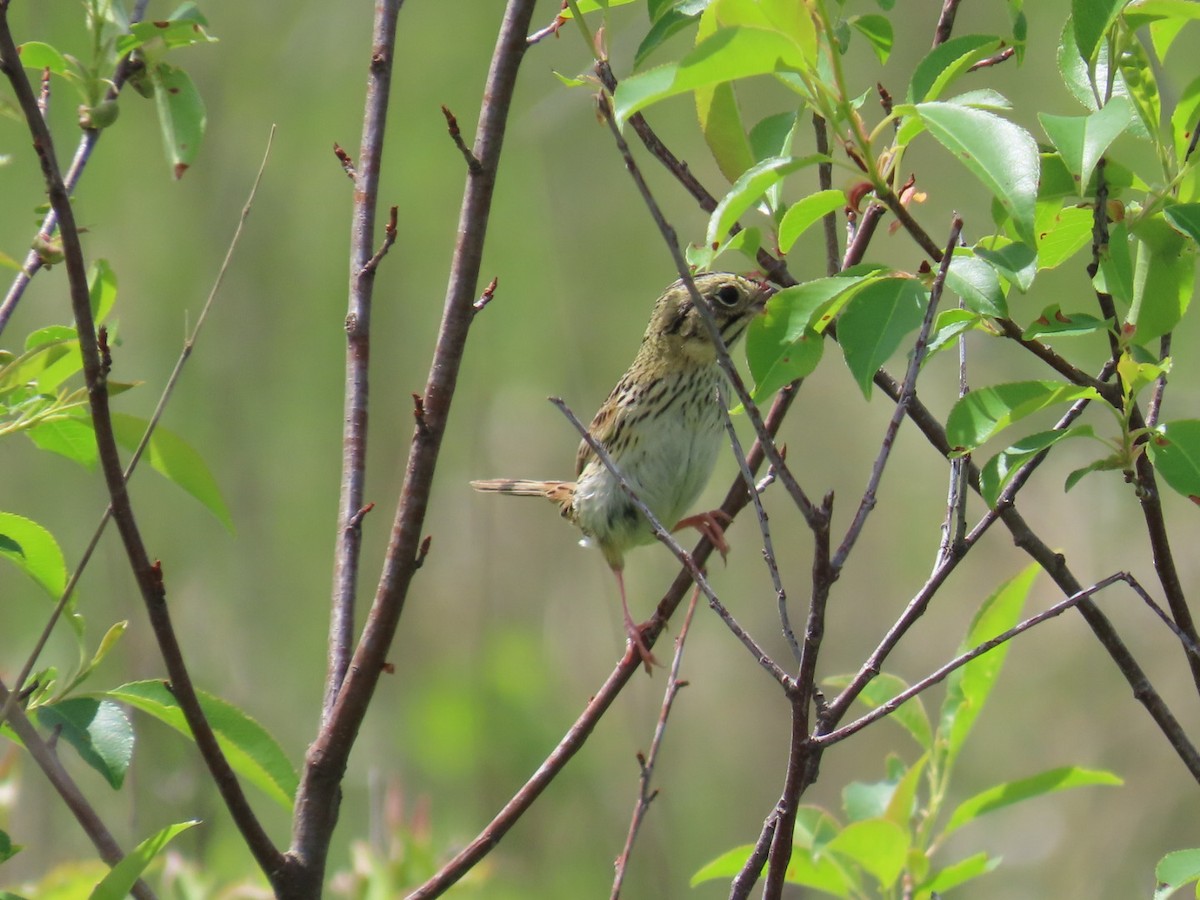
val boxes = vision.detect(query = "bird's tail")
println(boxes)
[470,479,574,505]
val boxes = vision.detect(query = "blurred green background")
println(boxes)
[2,1,1200,897]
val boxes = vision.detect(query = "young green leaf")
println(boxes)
[778,189,845,252]
[849,14,893,64]
[35,698,133,789]
[106,680,297,809]
[1153,848,1200,900]
[823,672,933,750]
[946,381,1102,451]
[918,852,1000,895]
[912,102,1040,245]
[150,63,206,179]
[1147,420,1200,501]
[697,82,755,184]
[1128,215,1192,341]
[1164,202,1200,244]
[1072,0,1127,63]
[0,511,68,601]
[88,820,199,900]
[16,41,70,75]
[837,277,929,398]
[613,26,810,126]
[706,154,825,245]
[943,766,1122,836]
[26,415,99,468]
[907,34,1002,103]
[939,562,1040,769]
[826,819,910,889]
[1021,305,1107,340]
[978,425,1097,508]
[945,252,1007,317]
[1035,204,1094,270]
[1038,98,1134,191]
[110,413,234,532]
[88,259,118,324]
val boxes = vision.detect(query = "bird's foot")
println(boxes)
[674,509,732,562]
[624,615,659,675]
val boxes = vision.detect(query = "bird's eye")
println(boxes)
[714,284,742,307]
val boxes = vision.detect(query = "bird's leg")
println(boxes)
[674,509,732,561]
[613,566,658,674]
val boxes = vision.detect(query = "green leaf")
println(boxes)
[919,852,1000,895]
[1147,420,1200,501]
[823,672,933,750]
[1128,215,1193,341]
[1038,97,1134,190]
[636,8,701,69]
[692,838,852,895]
[912,102,1040,245]
[0,511,68,601]
[1036,204,1094,270]
[944,766,1122,836]
[697,82,755,184]
[907,34,1002,103]
[849,15,893,64]
[1096,220,1134,304]
[88,259,118,324]
[925,309,984,360]
[979,426,1097,507]
[35,698,133,789]
[945,251,1007,317]
[1154,849,1200,900]
[946,381,1102,451]
[1072,0,1126,62]
[27,415,99,468]
[106,680,297,809]
[939,563,1040,769]
[89,820,199,900]
[115,8,217,57]
[0,829,18,864]
[110,413,234,532]
[1164,202,1200,244]
[1057,19,1149,140]
[706,154,825,245]
[826,819,909,889]
[778,189,845,252]
[17,41,70,75]
[150,63,206,179]
[1021,305,1108,340]
[613,26,810,126]
[838,277,929,398]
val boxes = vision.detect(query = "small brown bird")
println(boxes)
[472,273,771,670]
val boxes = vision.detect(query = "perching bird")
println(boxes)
[472,273,771,670]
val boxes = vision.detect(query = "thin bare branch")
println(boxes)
[0,6,283,878]
[611,587,701,898]
[290,4,537,894]
[0,127,276,733]
[0,0,151,335]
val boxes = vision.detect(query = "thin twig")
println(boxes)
[0,127,276,733]
[720,392,797,664]
[323,0,405,728]
[0,7,283,878]
[932,0,962,47]
[611,586,701,898]
[291,4,537,894]
[819,573,1132,746]
[832,216,962,569]
[441,105,482,172]
[0,0,151,335]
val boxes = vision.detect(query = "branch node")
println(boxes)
[362,206,399,275]
[333,142,357,181]
[442,105,482,173]
[473,276,498,313]
[412,392,429,433]
[415,534,433,569]
[347,502,375,530]
[97,326,112,376]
